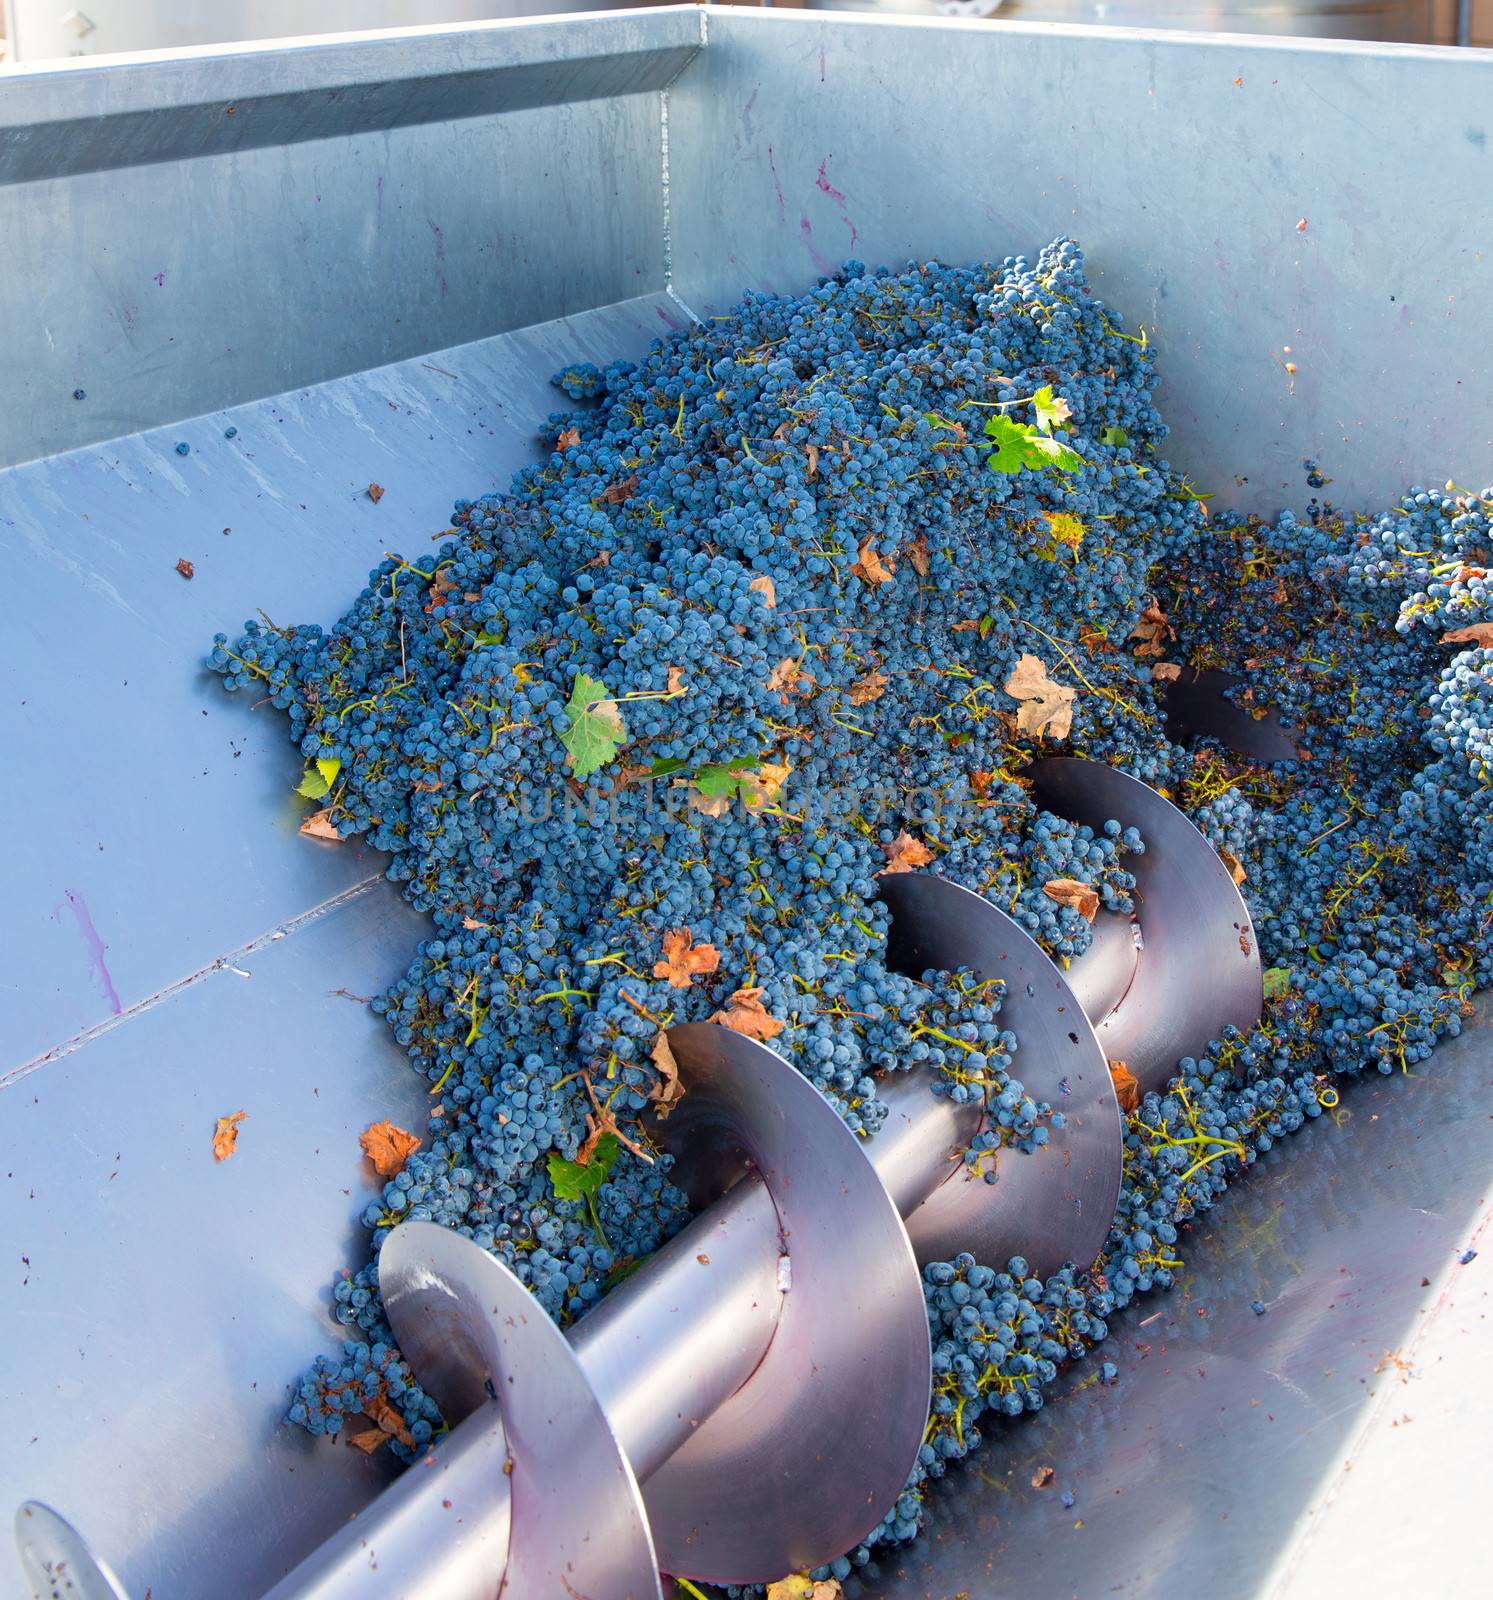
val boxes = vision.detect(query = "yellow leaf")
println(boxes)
[767,1579,842,1600]
[742,760,791,807]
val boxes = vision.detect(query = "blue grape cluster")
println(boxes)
[209,242,1487,1571]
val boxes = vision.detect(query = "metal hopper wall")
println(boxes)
[1,10,1490,1598]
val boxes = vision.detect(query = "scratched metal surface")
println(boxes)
[0,292,684,1600]
[868,1000,1493,1600]
[670,11,1493,517]
[0,8,703,467]
[0,292,686,1071]
[3,12,1492,1600]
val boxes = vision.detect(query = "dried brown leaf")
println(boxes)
[666,665,686,696]
[970,770,996,800]
[709,985,785,1041]
[1443,622,1493,648]
[879,830,935,875]
[557,426,581,450]
[1043,877,1100,922]
[649,1031,685,1119]
[849,668,889,706]
[175,557,195,580]
[366,483,385,503]
[767,657,811,700]
[950,618,981,634]
[1031,1465,1057,1490]
[1109,1060,1140,1113]
[365,1394,415,1448]
[907,532,931,577]
[360,1120,421,1178]
[741,761,791,808]
[1131,600,1175,659]
[687,788,734,819]
[299,809,341,841]
[1219,847,1247,886]
[213,1110,247,1162]
[1151,661,1183,682]
[852,538,895,586]
[749,573,777,609]
[347,1427,391,1454]
[1004,653,1075,741]
[805,442,820,479]
[599,473,639,506]
[653,928,722,989]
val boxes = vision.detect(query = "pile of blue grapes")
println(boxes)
[210,240,1489,1583]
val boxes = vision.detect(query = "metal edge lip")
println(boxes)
[14,1501,132,1600]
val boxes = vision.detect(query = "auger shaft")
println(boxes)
[568,1174,783,1484]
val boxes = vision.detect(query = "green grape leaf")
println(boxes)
[1262,967,1293,1000]
[316,756,342,787]
[647,757,689,779]
[985,414,1085,476]
[562,674,627,777]
[471,628,505,648]
[296,768,330,799]
[1100,426,1130,448]
[547,1133,620,1203]
[692,757,759,800]
[984,414,1033,474]
[1025,432,1086,472]
[1032,384,1072,436]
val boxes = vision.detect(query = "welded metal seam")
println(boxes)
[0,874,386,1091]
[657,14,706,329]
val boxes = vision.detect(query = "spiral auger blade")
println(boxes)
[635,1023,931,1583]
[378,1221,661,1600]
[16,764,1268,1599]
[350,1020,932,1593]
[14,1504,129,1600]
[1028,757,1263,1094]
[1159,667,1301,763]
[877,872,1122,1277]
